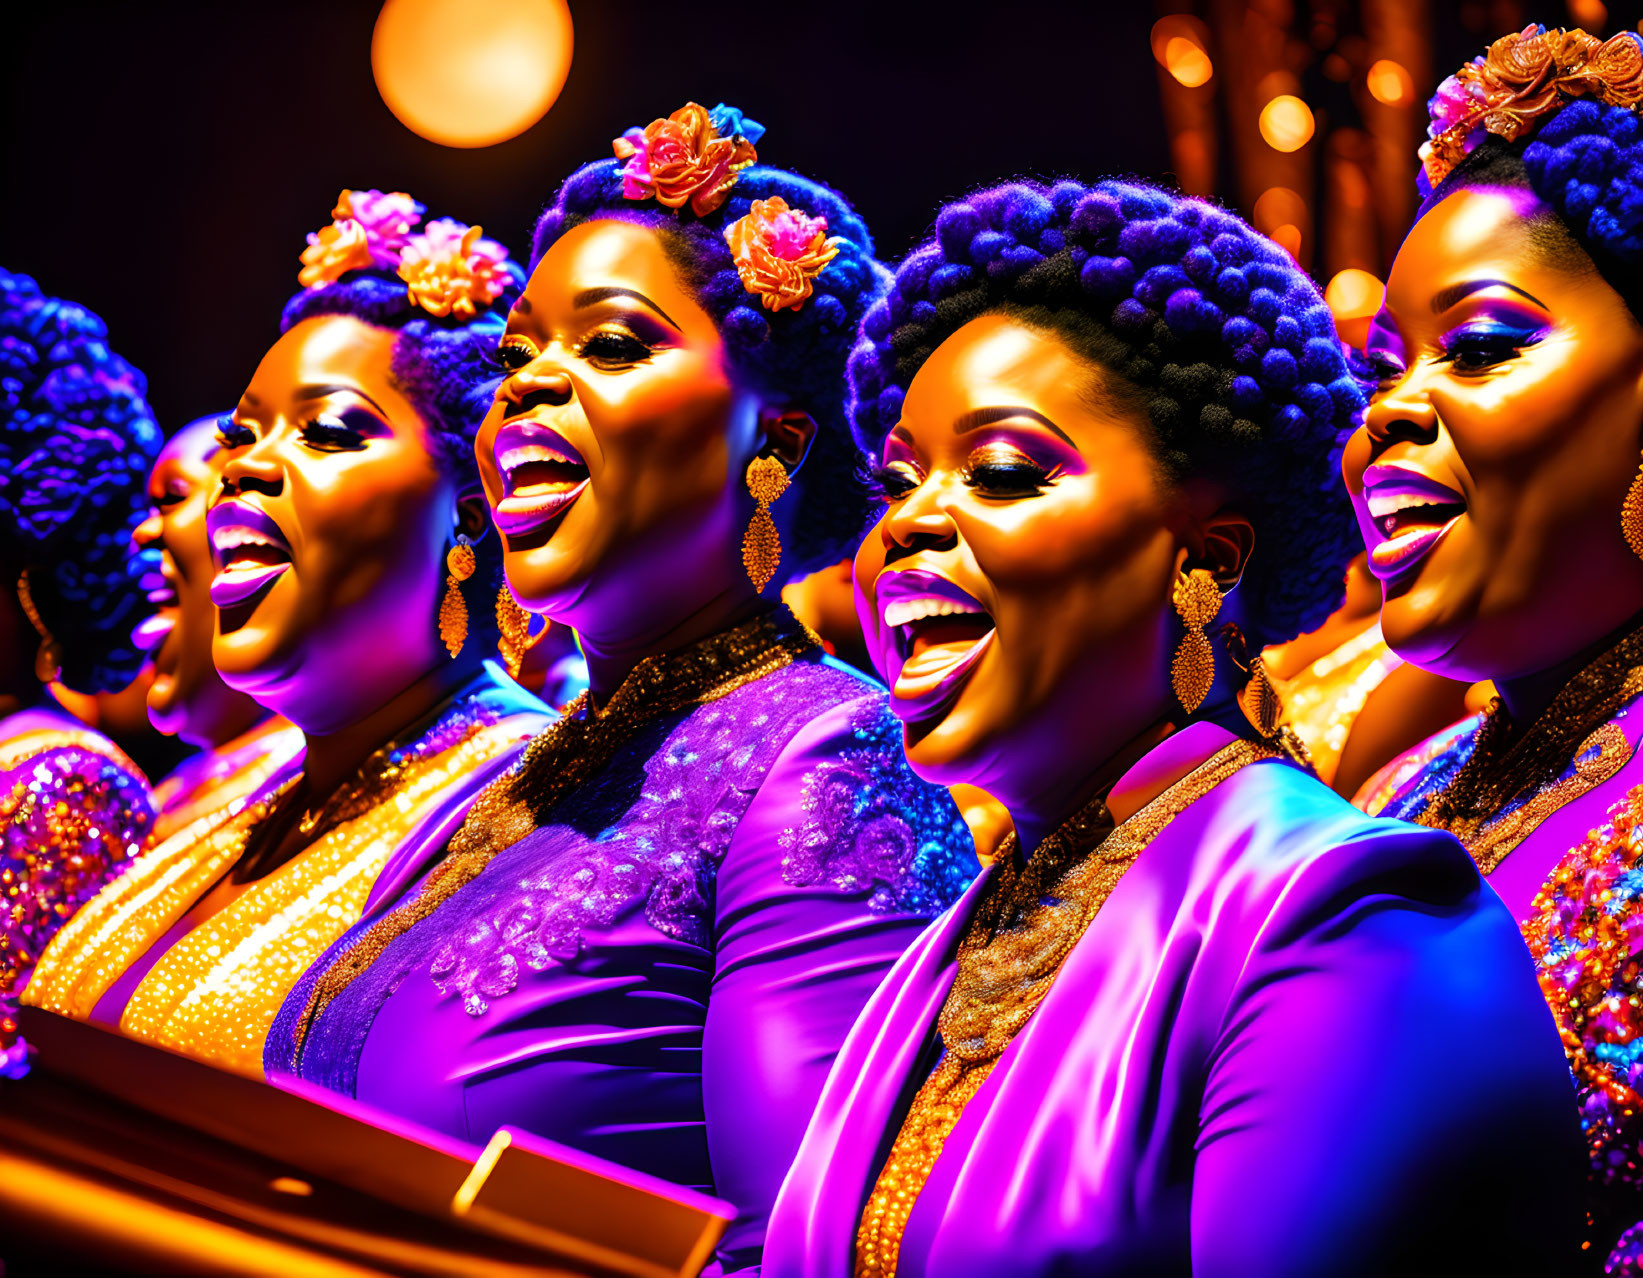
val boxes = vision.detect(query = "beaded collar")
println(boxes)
[284,607,820,1060]
[853,736,1279,1278]
[1410,624,1643,872]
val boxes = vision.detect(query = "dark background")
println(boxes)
[5,1,1642,431]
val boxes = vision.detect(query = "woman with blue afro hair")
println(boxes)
[1348,25,1643,1272]
[0,267,160,1076]
[761,176,1583,1276]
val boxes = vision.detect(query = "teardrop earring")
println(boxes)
[1622,449,1643,562]
[1170,568,1222,714]
[742,453,790,592]
[496,584,532,679]
[439,535,476,659]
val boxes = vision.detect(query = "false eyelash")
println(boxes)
[216,418,255,449]
[299,415,366,450]
[869,463,921,502]
[497,335,539,370]
[578,330,654,365]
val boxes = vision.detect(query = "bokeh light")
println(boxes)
[1366,59,1414,106]
[1252,186,1307,260]
[372,0,573,148]
[1151,16,1214,88]
[1259,95,1315,151]
[1325,268,1385,347]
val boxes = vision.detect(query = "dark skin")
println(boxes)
[197,314,490,916]
[1348,185,1643,724]
[480,219,814,701]
[857,314,1252,854]
[131,417,269,749]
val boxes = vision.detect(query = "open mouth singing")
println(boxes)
[1362,464,1467,584]
[877,568,997,725]
[492,420,590,538]
[207,502,294,609]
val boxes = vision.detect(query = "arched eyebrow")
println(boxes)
[572,286,681,330]
[953,406,1076,449]
[1430,279,1549,314]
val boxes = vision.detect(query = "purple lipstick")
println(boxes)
[1361,464,1467,584]
[207,501,293,609]
[874,569,996,724]
[492,420,589,537]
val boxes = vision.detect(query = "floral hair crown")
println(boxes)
[297,189,512,320]
[611,101,844,313]
[1419,24,1643,197]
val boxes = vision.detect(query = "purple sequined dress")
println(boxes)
[267,620,977,1273]
[1,706,153,1077]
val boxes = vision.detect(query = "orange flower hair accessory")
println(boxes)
[612,102,762,218]
[397,219,512,320]
[298,189,426,289]
[724,197,844,312]
[1419,24,1643,195]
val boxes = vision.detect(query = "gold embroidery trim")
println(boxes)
[853,738,1278,1278]
[281,609,820,1069]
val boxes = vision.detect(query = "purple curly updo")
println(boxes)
[849,179,1363,649]
[0,268,162,694]
[531,155,890,579]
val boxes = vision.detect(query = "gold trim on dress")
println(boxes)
[280,608,821,1069]
[853,737,1279,1278]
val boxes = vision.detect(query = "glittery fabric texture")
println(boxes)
[0,717,154,1076]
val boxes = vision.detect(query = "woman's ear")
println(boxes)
[1194,513,1255,592]
[759,407,819,476]
[456,489,490,543]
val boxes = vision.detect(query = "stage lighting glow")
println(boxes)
[1259,95,1315,152]
[372,0,573,148]
[1151,16,1214,88]
[1163,38,1213,87]
[1366,60,1414,106]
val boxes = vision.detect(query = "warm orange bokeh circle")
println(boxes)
[372,0,573,149]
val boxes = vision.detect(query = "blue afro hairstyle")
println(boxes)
[530,135,891,579]
[1428,80,1643,320]
[848,179,1364,649]
[0,268,162,694]
[278,220,527,649]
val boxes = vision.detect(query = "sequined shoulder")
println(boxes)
[1351,712,1483,819]
[777,691,977,917]
[1,731,154,1075]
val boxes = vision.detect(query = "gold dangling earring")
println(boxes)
[742,453,790,592]
[495,584,532,679]
[1170,567,1223,714]
[1622,449,1643,562]
[16,570,62,683]
[439,535,476,659]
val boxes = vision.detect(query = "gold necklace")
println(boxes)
[853,738,1278,1278]
[1414,626,1643,871]
[280,609,820,1067]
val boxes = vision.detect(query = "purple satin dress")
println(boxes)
[268,652,978,1272]
[764,725,1583,1277]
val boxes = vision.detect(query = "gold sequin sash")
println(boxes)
[853,738,1278,1278]
[281,609,820,1066]
[26,712,530,1078]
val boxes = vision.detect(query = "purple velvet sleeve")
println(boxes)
[703,696,976,1274]
[1190,822,1585,1275]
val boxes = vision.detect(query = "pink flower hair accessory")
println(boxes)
[298,189,427,289]
[723,197,844,312]
[396,219,512,320]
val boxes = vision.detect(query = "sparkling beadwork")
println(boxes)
[1,727,153,1075]
[24,692,531,1079]
[853,739,1276,1278]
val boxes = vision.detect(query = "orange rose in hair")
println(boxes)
[724,197,843,313]
[613,102,758,218]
